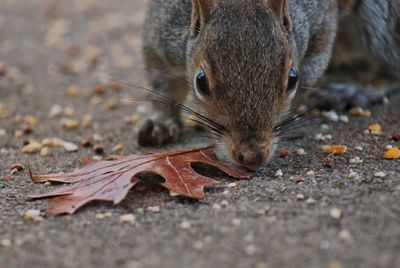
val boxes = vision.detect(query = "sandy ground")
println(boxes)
[0,1,399,267]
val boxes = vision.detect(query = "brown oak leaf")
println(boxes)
[30,146,250,215]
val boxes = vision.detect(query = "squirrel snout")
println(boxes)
[232,143,267,169]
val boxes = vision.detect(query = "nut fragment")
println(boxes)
[24,209,43,222]
[60,118,80,129]
[21,140,42,153]
[349,107,372,117]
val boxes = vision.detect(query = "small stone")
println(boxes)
[338,230,353,242]
[180,221,191,229]
[305,198,316,205]
[60,118,80,129]
[296,193,305,200]
[212,203,221,211]
[275,169,283,177]
[339,115,349,123]
[354,146,363,151]
[347,170,360,180]
[94,84,108,95]
[349,157,363,164]
[227,182,237,188]
[81,114,92,128]
[296,148,305,156]
[0,129,6,136]
[169,191,180,197]
[120,214,136,225]
[330,208,342,219]
[255,209,266,217]
[322,110,339,122]
[127,113,141,124]
[14,130,23,139]
[245,244,257,256]
[67,85,80,97]
[374,172,386,178]
[192,241,204,251]
[49,105,62,117]
[95,213,105,219]
[232,218,242,227]
[63,141,78,152]
[220,200,229,207]
[63,106,75,117]
[146,206,160,213]
[386,145,393,150]
[93,133,103,142]
[93,144,105,155]
[24,115,39,127]
[0,239,12,247]
[306,170,315,176]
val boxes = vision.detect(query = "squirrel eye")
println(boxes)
[287,66,298,93]
[195,67,210,97]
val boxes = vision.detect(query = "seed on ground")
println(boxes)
[63,106,75,116]
[306,198,316,205]
[120,214,136,225]
[112,144,123,153]
[21,140,42,153]
[354,146,363,151]
[24,209,43,222]
[60,118,80,129]
[220,200,229,207]
[227,182,237,188]
[392,133,400,141]
[245,244,257,256]
[338,230,353,242]
[39,147,49,157]
[296,193,305,200]
[192,241,204,251]
[81,138,92,147]
[212,203,221,211]
[81,114,92,128]
[349,157,363,164]
[49,105,62,117]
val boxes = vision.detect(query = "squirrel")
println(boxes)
[134,0,399,170]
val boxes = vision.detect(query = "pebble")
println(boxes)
[245,244,257,256]
[305,198,316,205]
[339,115,349,123]
[349,157,363,164]
[354,146,364,151]
[63,141,79,152]
[81,138,92,147]
[220,200,229,207]
[180,221,191,229]
[0,129,6,136]
[275,169,283,177]
[306,170,315,176]
[81,114,92,128]
[192,241,204,251]
[63,106,75,117]
[146,206,160,213]
[232,218,242,227]
[296,148,305,156]
[227,182,237,188]
[296,193,305,200]
[338,230,353,242]
[374,172,386,178]
[0,239,12,247]
[322,110,339,122]
[120,214,136,225]
[330,208,342,219]
[212,203,221,211]
[49,105,62,117]
[347,170,360,180]
[255,209,267,217]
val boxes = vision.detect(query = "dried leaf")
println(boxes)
[368,123,381,135]
[384,147,400,159]
[30,146,250,215]
[321,145,347,154]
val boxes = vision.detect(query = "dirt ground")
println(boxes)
[0,1,399,268]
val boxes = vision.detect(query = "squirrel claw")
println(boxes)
[134,118,182,147]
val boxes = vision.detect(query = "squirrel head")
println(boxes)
[186,0,298,169]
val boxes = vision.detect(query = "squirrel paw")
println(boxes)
[134,118,182,147]
[309,82,400,111]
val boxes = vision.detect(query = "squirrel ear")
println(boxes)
[190,0,218,38]
[264,0,292,31]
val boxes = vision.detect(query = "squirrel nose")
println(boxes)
[232,143,265,169]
